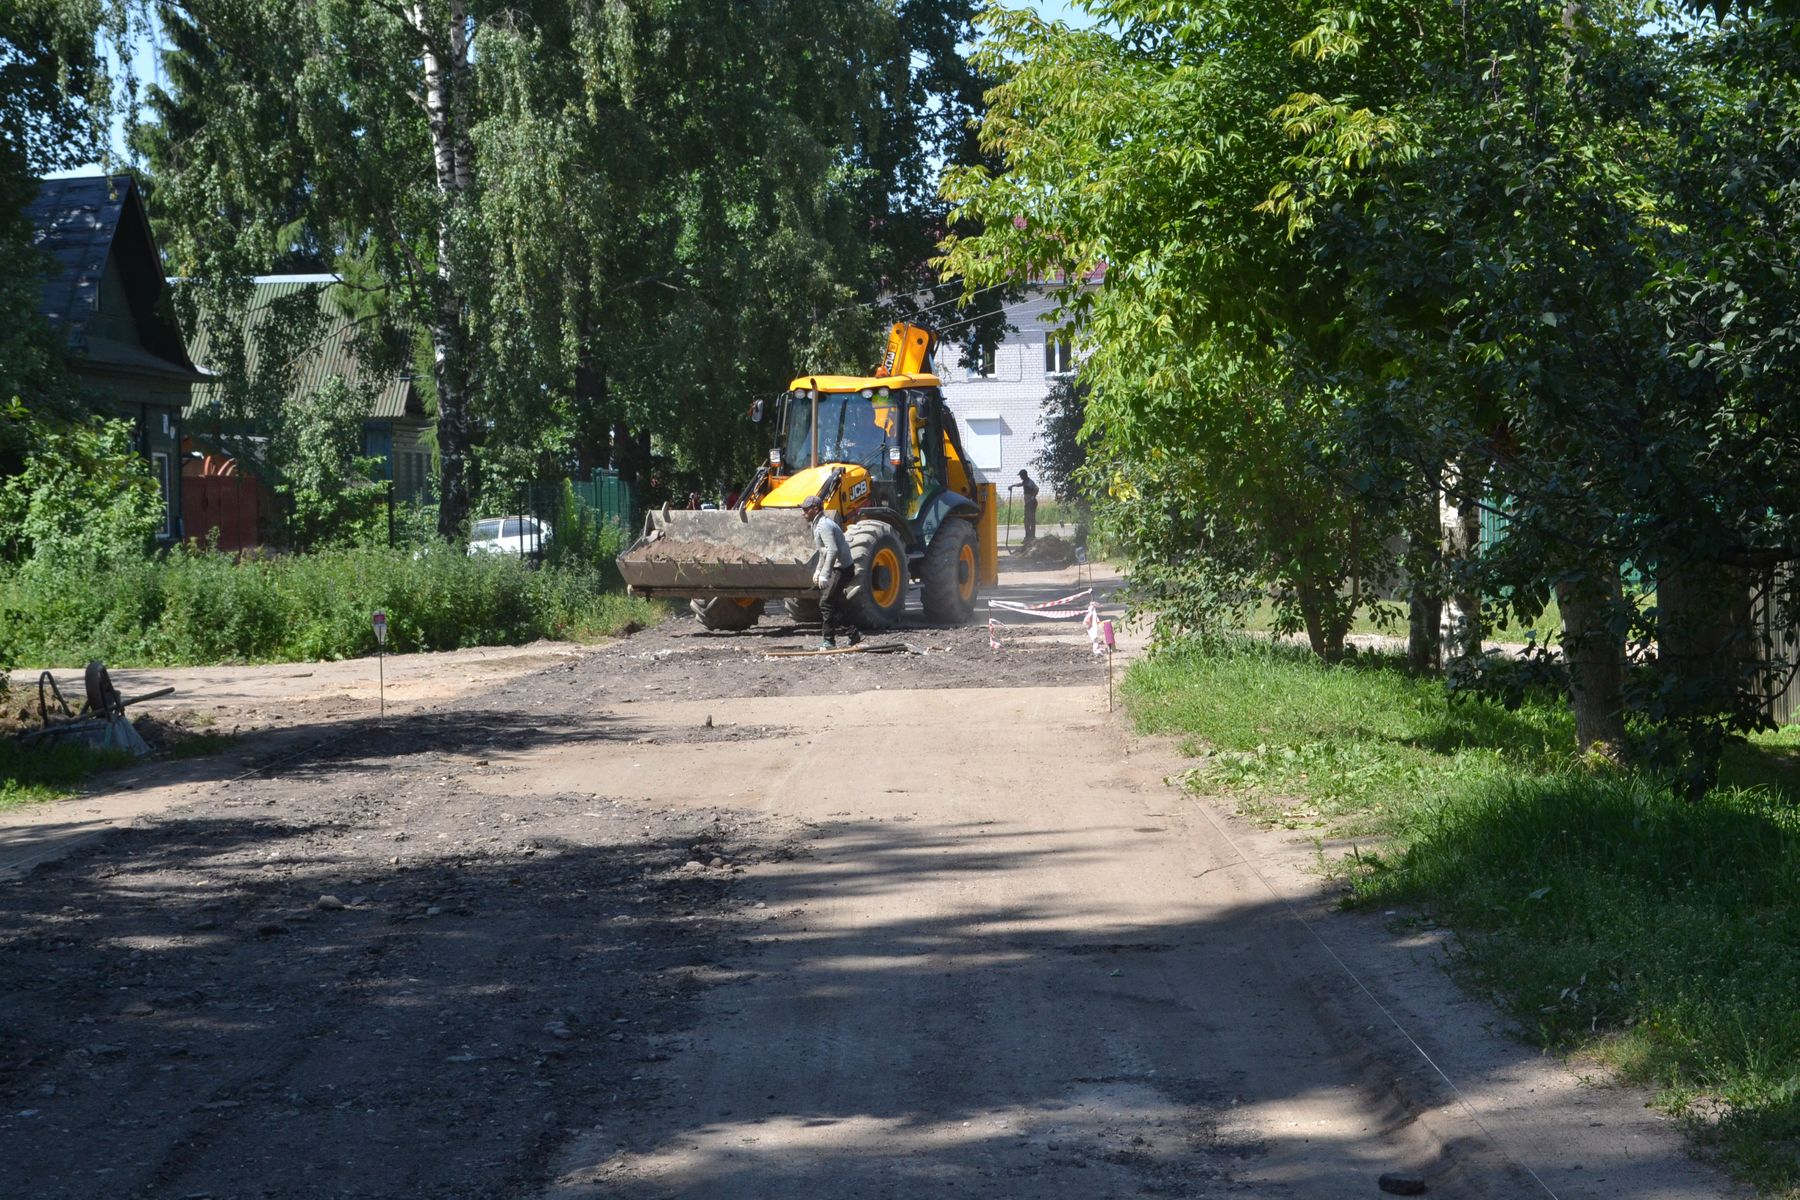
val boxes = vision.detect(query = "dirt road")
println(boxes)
[0,565,1732,1199]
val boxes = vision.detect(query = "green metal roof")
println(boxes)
[183,277,423,423]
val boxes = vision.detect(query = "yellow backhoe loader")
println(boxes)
[617,323,999,630]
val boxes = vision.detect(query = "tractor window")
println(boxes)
[782,400,815,468]
[788,393,896,479]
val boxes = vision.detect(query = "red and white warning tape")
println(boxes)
[986,588,1094,620]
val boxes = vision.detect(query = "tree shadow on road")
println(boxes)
[0,774,1602,1200]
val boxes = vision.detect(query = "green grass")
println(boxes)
[1124,637,1575,835]
[993,496,1083,534]
[0,545,662,668]
[0,738,133,809]
[1125,637,1800,1194]
[1233,595,1565,641]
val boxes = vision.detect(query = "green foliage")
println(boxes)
[138,0,995,535]
[947,0,1800,778]
[0,546,659,668]
[1033,374,1089,510]
[1367,773,1800,1192]
[0,399,164,566]
[278,375,385,548]
[1,1,119,476]
[941,2,1401,660]
[539,480,631,579]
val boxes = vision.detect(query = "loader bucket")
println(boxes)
[616,507,821,599]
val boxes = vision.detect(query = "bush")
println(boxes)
[0,403,163,566]
[0,544,660,667]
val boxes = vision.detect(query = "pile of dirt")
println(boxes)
[622,535,805,565]
[1018,535,1079,567]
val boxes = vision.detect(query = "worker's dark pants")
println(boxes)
[820,566,855,639]
[1023,502,1038,547]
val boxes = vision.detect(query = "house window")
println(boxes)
[1045,335,1073,376]
[977,343,997,378]
[151,451,176,539]
[963,417,1006,473]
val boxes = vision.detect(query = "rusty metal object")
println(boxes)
[21,662,172,756]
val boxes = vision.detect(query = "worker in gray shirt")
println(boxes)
[802,494,862,650]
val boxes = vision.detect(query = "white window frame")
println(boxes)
[1044,335,1073,376]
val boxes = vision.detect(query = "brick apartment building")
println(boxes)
[938,282,1087,497]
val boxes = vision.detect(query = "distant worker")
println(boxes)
[1016,469,1041,550]
[802,495,862,651]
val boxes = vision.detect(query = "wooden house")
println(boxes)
[27,174,206,539]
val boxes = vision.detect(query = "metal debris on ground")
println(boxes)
[762,643,915,659]
[18,661,173,757]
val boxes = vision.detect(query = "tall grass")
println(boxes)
[0,540,660,668]
[0,739,132,810]
[1125,637,1800,1192]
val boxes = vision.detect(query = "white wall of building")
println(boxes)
[939,288,1075,498]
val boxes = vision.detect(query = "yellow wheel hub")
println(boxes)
[871,546,903,608]
[957,542,976,602]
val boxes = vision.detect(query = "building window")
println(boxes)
[963,417,1006,473]
[1045,335,1073,376]
[975,343,997,378]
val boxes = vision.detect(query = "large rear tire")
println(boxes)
[691,596,763,631]
[921,518,980,624]
[782,597,822,625]
[845,521,908,629]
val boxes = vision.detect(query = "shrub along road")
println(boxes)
[0,564,1733,1199]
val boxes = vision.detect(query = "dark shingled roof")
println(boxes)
[183,277,424,423]
[27,174,203,379]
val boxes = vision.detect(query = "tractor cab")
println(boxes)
[762,376,965,528]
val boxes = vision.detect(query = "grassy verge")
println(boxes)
[0,545,662,668]
[993,496,1084,533]
[1233,595,1564,641]
[1124,637,1800,1193]
[0,738,133,810]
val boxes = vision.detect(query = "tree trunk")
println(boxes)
[572,315,609,475]
[1442,466,1485,663]
[1407,485,1444,673]
[1658,558,1760,714]
[1297,581,1348,662]
[1557,566,1628,761]
[412,0,478,541]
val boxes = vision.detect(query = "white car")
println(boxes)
[469,516,553,557]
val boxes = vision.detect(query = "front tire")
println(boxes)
[783,597,822,625]
[691,596,763,631]
[921,518,980,624]
[845,521,908,629]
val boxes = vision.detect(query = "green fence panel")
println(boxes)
[557,470,636,530]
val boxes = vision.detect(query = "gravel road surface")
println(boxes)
[0,565,1734,1199]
